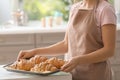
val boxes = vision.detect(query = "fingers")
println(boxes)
[61,62,70,70]
[62,65,75,72]
[17,50,24,61]
[61,59,78,72]
[61,62,74,72]
[61,61,73,72]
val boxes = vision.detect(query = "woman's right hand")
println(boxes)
[17,49,35,60]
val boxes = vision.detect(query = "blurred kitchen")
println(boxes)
[0,0,71,27]
[0,0,120,80]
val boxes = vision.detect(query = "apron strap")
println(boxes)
[93,0,100,26]
[93,0,100,12]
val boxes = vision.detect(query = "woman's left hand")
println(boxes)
[61,57,79,72]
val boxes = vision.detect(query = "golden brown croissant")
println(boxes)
[9,56,65,72]
[17,59,34,71]
[9,61,18,69]
[29,55,48,64]
[46,57,65,69]
[30,62,58,72]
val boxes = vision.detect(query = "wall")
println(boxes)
[114,0,120,23]
[0,0,11,24]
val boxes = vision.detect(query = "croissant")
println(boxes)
[9,61,18,69]
[29,55,48,64]
[9,56,65,72]
[46,57,65,69]
[17,59,34,71]
[31,62,58,72]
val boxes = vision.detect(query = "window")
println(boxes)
[20,0,118,22]
[19,0,70,21]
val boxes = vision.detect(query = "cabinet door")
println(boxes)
[0,34,34,46]
[110,42,120,80]
[111,65,120,80]
[0,34,35,64]
[36,32,65,44]
[36,32,65,59]
[0,45,34,64]
[110,43,120,65]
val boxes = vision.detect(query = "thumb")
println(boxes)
[61,62,70,71]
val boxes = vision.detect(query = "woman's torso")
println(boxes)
[65,0,115,80]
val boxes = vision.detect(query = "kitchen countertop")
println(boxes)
[0,26,66,34]
[0,21,67,34]
[0,65,72,80]
[0,23,120,35]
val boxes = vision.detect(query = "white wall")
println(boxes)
[114,0,120,23]
[0,0,11,24]
[114,0,120,13]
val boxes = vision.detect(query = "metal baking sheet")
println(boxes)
[3,63,60,76]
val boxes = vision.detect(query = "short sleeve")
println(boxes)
[100,6,117,26]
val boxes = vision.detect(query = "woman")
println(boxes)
[17,0,116,80]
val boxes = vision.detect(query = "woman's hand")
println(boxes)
[61,57,79,72]
[17,49,35,60]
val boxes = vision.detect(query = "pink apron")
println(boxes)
[65,1,112,80]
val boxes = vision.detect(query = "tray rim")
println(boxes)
[3,63,60,76]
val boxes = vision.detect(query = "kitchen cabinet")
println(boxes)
[36,32,65,59]
[0,45,34,64]
[0,34,35,64]
[110,43,120,80]
[36,33,64,47]
[0,32,65,64]
[110,30,120,80]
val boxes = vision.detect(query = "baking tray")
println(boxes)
[3,63,60,76]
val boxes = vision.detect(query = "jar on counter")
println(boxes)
[48,16,53,27]
[12,9,28,26]
[54,11,63,26]
[41,17,46,27]
[41,16,53,28]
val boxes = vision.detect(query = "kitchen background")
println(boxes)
[1,0,119,25]
[0,0,120,80]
